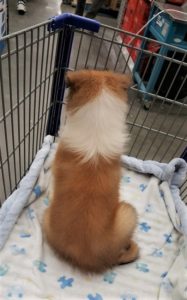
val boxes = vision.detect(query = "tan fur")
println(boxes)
[65,70,131,111]
[43,70,138,273]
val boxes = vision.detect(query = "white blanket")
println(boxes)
[0,144,187,300]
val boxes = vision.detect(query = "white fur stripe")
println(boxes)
[61,89,128,162]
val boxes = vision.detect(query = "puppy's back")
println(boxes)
[45,143,122,272]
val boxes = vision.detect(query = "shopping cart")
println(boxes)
[0,13,186,205]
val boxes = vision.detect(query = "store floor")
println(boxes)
[8,0,117,33]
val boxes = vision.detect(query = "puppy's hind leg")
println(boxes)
[113,202,139,265]
[118,240,139,264]
[42,208,51,238]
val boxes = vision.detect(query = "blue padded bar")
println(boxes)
[48,13,100,32]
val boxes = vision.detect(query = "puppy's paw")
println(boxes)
[118,241,139,265]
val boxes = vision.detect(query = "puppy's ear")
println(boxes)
[65,71,76,88]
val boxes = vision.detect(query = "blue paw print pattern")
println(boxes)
[151,249,163,257]
[161,279,173,293]
[27,207,35,220]
[160,190,164,199]
[136,262,149,273]
[87,293,103,300]
[122,176,131,183]
[4,285,24,299]
[58,276,74,289]
[145,204,153,213]
[121,293,137,300]
[164,234,172,244]
[10,245,26,255]
[43,197,49,206]
[0,264,9,276]
[139,222,151,233]
[33,260,47,273]
[33,185,42,197]
[161,272,168,278]
[103,271,117,284]
[19,231,31,238]
[139,184,147,192]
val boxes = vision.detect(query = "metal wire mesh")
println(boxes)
[0,21,187,204]
[0,21,59,202]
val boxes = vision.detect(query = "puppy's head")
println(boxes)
[65,70,131,111]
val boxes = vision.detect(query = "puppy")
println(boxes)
[43,70,138,273]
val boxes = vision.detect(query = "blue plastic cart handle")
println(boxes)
[49,13,100,33]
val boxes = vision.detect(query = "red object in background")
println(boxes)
[121,14,133,31]
[130,39,142,61]
[120,0,152,61]
[121,0,140,46]
[147,41,160,53]
[166,0,184,5]
[121,34,131,45]
[126,0,139,9]
[121,0,157,62]
[137,0,150,23]
[120,0,139,44]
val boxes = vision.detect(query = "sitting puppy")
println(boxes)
[43,70,138,273]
